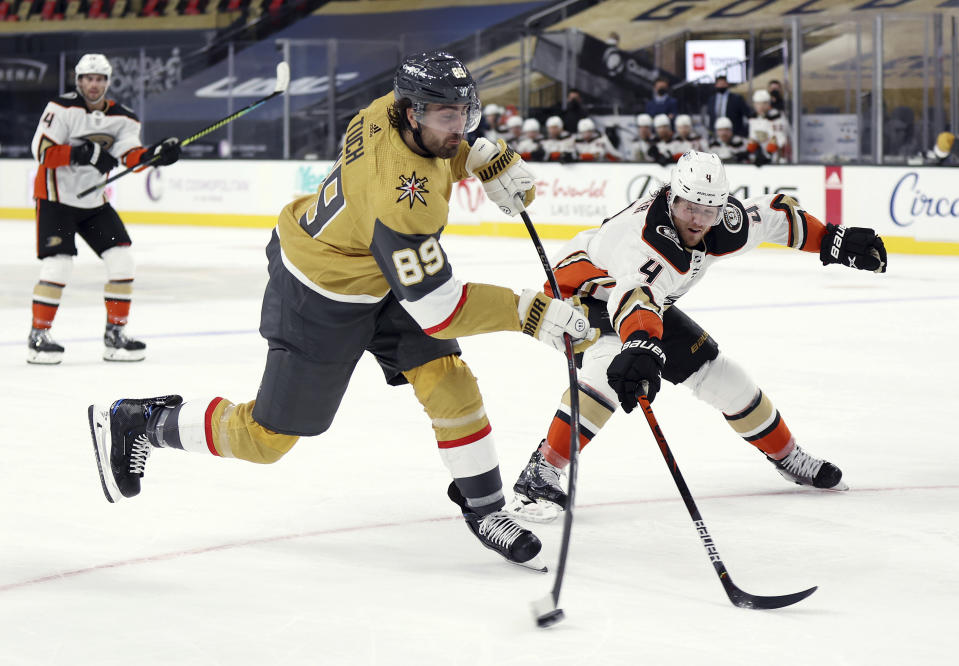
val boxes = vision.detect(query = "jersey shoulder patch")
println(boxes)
[640,193,691,273]
[52,92,85,109]
[106,101,140,122]
[705,196,750,256]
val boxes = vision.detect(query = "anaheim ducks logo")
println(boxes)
[722,205,744,233]
[395,172,429,209]
[80,133,115,151]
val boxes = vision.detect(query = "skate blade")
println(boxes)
[26,350,63,365]
[88,405,121,503]
[514,552,548,573]
[103,348,146,362]
[505,493,562,524]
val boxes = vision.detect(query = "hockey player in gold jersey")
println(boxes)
[88,51,594,571]
[28,53,181,364]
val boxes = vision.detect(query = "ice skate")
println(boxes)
[26,328,64,365]
[507,445,567,524]
[447,482,547,572]
[768,443,848,491]
[88,395,182,502]
[103,324,146,362]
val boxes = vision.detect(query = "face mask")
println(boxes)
[656,87,667,95]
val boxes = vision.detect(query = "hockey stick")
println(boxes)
[79,61,291,198]
[637,394,817,609]
[516,206,581,628]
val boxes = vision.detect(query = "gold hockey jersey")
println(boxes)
[275,92,520,339]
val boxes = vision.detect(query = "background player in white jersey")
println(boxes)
[573,118,621,162]
[87,51,593,572]
[508,151,887,522]
[28,53,181,364]
[541,115,575,162]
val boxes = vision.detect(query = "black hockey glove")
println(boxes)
[70,140,118,174]
[139,137,181,167]
[606,331,667,413]
[820,223,887,273]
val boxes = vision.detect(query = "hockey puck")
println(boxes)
[535,608,565,628]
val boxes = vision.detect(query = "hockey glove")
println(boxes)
[138,137,181,167]
[607,331,666,412]
[518,289,596,353]
[820,223,887,273]
[70,140,118,174]
[466,138,535,216]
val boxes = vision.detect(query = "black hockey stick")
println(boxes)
[517,206,581,628]
[637,394,817,609]
[79,61,291,198]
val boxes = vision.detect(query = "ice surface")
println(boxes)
[1,219,957,665]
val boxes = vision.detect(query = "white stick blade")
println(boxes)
[531,594,565,628]
[274,61,291,93]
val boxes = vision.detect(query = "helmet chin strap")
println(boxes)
[410,126,436,158]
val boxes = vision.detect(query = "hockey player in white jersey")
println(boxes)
[27,53,181,364]
[509,151,888,522]
[573,118,621,162]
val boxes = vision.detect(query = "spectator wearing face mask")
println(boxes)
[704,74,750,137]
[767,79,786,113]
[645,76,679,121]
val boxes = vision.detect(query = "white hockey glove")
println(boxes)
[518,289,597,353]
[466,138,536,216]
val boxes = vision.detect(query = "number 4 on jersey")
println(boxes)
[640,258,663,284]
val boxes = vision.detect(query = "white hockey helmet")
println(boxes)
[668,151,729,225]
[483,103,503,117]
[653,113,671,128]
[545,115,563,129]
[752,89,771,104]
[522,118,540,133]
[675,114,692,128]
[636,113,653,127]
[577,117,596,134]
[75,53,112,104]
[506,115,523,130]
[715,116,733,131]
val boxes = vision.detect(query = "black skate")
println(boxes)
[768,444,848,491]
[103,324,146,362]
[447,482,547,572]
[507,445,567,524]
[88,396,182,502]
[26,327,64,365]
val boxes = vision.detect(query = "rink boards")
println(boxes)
[1,158,957,254]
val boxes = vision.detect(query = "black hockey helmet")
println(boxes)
[393,51,481,133]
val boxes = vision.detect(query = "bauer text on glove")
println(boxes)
[518,289,595,352]
[606,331,666,413]
[820,223,887,273]
[466,137,535,216]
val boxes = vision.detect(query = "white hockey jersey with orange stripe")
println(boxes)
[546,189,827,342]
[30,92,147,209]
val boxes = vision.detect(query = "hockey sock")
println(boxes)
[104,279,133,326]
[405,355,504,515]
[542,383,616,468]
[32,280,63,329]
[724,389,794,459]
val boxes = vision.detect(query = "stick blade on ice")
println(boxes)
[532,593,565,628]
